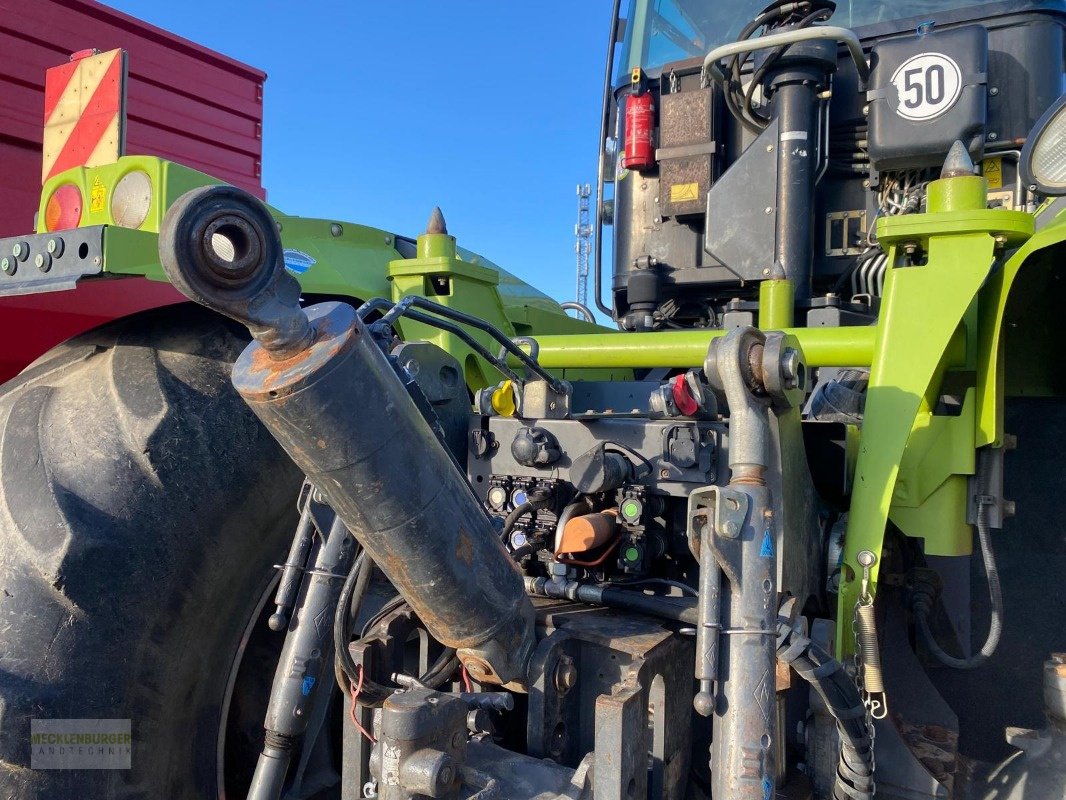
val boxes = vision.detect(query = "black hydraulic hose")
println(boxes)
[599,586,698,624]
[334,552,393,706]
[912,502,1004,670]
[502,501,536,540]
[501,491,554,545]
[525,577,699,624]
[335,562,461,701]
[593,0,624,318]
[776,621,874,800]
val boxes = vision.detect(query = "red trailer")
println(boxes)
[0,0,266,381]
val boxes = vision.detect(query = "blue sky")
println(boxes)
[103,1,613,310]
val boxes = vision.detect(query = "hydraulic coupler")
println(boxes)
[158,185,536,687]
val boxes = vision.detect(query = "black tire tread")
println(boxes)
[0,305,302,798]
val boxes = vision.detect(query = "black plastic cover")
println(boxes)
[867,25,988,171]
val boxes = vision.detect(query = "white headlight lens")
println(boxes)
[110,170,153,229]
[1029,103,1066,191]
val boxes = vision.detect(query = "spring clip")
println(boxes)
[854,549,888,720]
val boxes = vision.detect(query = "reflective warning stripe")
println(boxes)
[42,49,127,184]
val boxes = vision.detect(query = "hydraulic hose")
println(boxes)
[334,555,463,704]
[912,501,1004,670]
[334,552,393,706]
[776,621,874,800]
[524,576,699,624]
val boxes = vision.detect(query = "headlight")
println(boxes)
[111,170,154,229]
[1021,94,1066,196]
[43,184,83,232]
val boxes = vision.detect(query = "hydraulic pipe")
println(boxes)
[158,186,537,688]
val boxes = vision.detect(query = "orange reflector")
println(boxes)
[44,184,83,231]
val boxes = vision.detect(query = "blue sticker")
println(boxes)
[760,530,775,558]
[284,249,316,274]
[301,676,316,696]
[762,775,773,800]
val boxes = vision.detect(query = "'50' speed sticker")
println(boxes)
[891,52,963,121]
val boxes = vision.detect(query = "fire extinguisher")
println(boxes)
[622,67,655,172]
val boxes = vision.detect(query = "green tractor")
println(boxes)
[3,0,1066,799]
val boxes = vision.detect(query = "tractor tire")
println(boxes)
[0,305,304,798]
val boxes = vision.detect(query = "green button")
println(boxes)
[622,500,640,518]
[624,546,641,563]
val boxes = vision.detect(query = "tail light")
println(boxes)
[111,170,153,229]
[43,184,83,231]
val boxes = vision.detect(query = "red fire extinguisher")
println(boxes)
[622,68,655,172]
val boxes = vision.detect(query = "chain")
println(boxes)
[851,550,881,794]
[852,601,877,794]
[669,70,679,94]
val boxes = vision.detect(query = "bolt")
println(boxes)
[857,550,877,568]
[994,233,1007,249]
[721,519,740,538]
[12,241,29,261]
[766,144,774,152]
[762,268,770,276]
[989,87,999,96]
[780,347,801,389]
[0,257,14,276]
[384,234,393,245]
[330,223,343,237]
[554,656,578,695]
[988,132,998,141]
[862,179,871,188]
[862,104,870,116]
[659,468,670,479]
[1003,500,1016,517]
[549,401,557,411]
[438,765,454,786]
[764,206,773,215]
[46,237,64,257]
[35,252,52,273]
[427,696,439,705]
[903,241,919,257]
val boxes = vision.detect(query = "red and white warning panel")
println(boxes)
[42,48,128,185]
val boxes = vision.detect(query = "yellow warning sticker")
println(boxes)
[983,157,1003,189]
[670,182,700,202]
[90,176,107,213]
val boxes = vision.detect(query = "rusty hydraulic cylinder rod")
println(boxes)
[158,186,536,688]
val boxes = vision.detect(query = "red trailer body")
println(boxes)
[0,0,266,381]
